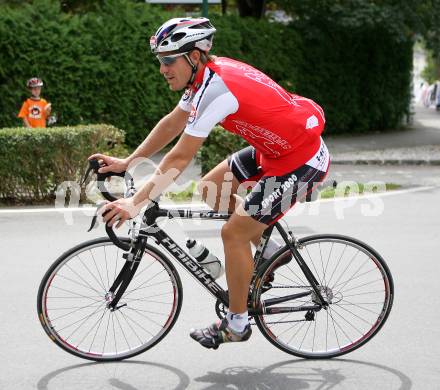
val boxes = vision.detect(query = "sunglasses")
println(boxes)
[156,52,189,65]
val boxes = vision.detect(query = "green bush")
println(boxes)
[198,126,248,175]
[291,1,413,133]
[0,0,413,148]
[0,0,180,147]
[211,14,303,91]
[0,0,302,148]
[0,124,126,204]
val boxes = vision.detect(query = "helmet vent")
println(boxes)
[171,32,186,42]
[189,21,213,29]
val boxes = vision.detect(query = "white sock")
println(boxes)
[226,311,248,333]
[262,238,280,260]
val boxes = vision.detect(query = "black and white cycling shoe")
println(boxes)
[190,318,252,350]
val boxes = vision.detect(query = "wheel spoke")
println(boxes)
[90,249,108,292]
[49,285,103,303]
[336,299,382,315]
[255,236,393,358]
[38,240,181,361]
[64,264,103,295]
[77,253,107,295]
[49,300,104,322]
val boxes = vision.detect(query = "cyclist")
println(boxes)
[18,78,52,128]
[90,17,330,350]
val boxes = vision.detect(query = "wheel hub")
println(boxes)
[312,286,334,304]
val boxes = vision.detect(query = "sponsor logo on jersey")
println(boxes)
[260,174,298,209]
[182,88,192,102]
[306,115,319,129]
[188,105,197,124]
[233,120,292,156]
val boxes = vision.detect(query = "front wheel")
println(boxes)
[253,234,394,359]
[37,238,183,361]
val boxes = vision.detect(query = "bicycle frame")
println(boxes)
[106,204,327,315]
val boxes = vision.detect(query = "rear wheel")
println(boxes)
[254,234,393,358]
[37,238,182,361]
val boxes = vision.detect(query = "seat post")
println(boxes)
[254,225,275,267]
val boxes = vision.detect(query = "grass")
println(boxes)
[165,181,199,202]
[0,181,402,206]
[319,182,401,199]
[164,181,402,202]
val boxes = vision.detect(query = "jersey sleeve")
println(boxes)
[184,70,239,138]
[178,89,193,112]
[17,100,28,118]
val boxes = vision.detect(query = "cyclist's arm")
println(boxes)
[127,105,189,164]
[132,133,205,207]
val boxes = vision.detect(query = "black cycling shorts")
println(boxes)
[228,146,329,225]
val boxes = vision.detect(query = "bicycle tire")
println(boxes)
[37,237,183,361]
[253,234,394,359]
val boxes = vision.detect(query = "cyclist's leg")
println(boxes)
[189,208,263,349]
[198,146,262,212]
[198,146,264,247]
[198,159,242,213]
[190,164,328,349]
[221,207,267,313]
[251,159,332,287]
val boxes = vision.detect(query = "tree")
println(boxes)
[236,0,266,18]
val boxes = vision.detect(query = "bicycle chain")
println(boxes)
[250,285,313,325]
[267,285,310,289]
[249,319,307,325]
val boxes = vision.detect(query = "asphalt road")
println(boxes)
[0,184,439,390]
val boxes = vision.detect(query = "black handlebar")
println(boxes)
[97,171,127,202]
[86,158,135,251]
[105,222,131,251]
[86,158,134,202]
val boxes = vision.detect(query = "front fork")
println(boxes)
[106,236,147,311]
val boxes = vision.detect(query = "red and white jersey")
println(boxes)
[179,57,328,175]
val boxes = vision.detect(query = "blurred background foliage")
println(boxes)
[0,0,438,148]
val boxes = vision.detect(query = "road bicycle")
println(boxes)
[37,160,394,361]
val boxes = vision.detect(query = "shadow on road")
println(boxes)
[35,358,412,389]
[194,358,412,390]
[36,360,190,390]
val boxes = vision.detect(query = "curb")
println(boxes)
[331,159,440,166]
[1,186,438,214]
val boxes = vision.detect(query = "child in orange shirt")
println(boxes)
[18,77,52,128]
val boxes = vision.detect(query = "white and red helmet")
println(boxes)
[150,17,216,54]
[27,77,43,88]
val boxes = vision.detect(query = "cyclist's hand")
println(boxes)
[88,153,128,174]
[101,197,141,229]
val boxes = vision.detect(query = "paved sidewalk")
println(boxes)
[324,105,440,165]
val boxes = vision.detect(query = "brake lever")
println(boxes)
[81,159,101,186]
[87,201,108,232]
